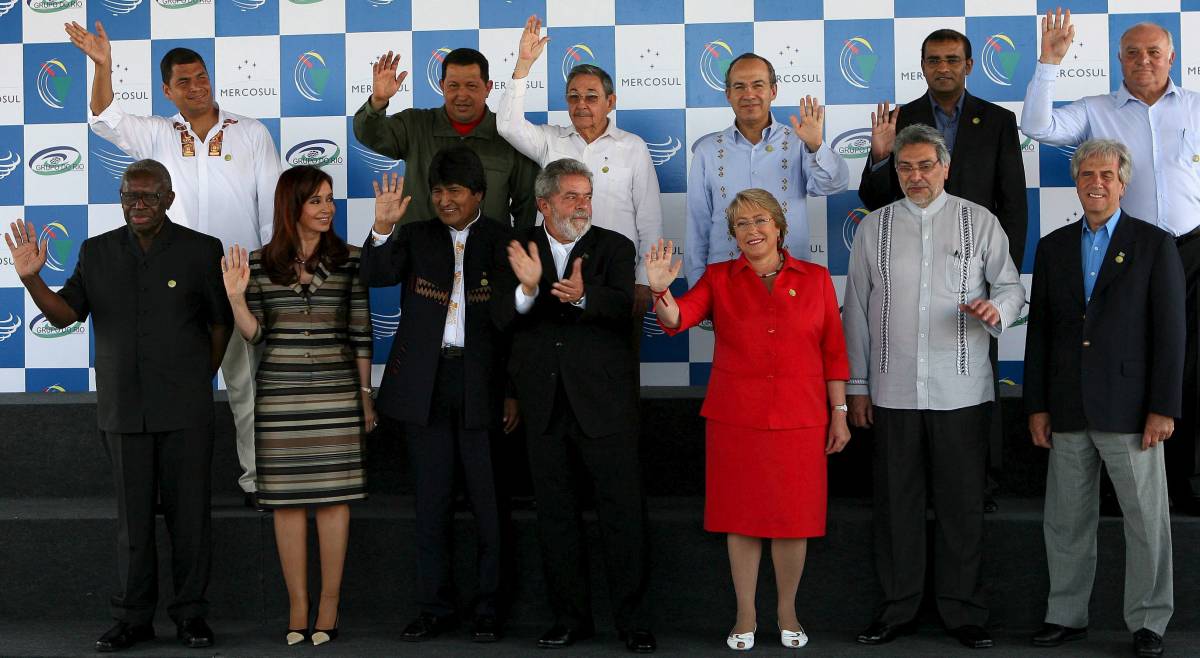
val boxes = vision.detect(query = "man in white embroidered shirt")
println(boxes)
[843,124,1025,650]
[498,15,662,318]
[66,21,282,506]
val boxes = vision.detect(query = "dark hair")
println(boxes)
[921,29,972,61]
[566,64,614,96]
[724,53,777,90]
[159,47,207,85]
[261,166,348,287]
[440,48,489,82]
[428,145,487,195]
[121,159,172,191]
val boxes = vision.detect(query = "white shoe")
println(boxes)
[780,625,808,648]
[727,626,755,650]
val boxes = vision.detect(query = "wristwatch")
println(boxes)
[831,403,849,413]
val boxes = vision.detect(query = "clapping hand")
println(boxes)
[514,15,550,78]
[65,20,111,67]
[507,240,543,295]
[551,258,585,304]
[644,239,681,291]
[789,96,826,152]
[221,245,250,299]
[1040,7,1075,65]
[4,221,48,280]
[372,173,412,233]
[370,51,409,110]
[869,101,899,162]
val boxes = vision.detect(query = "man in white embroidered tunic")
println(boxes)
[843,124,1025,650]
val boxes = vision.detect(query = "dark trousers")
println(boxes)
[1166,230,1200,503]
[102,424,214,625]
[871,403,990,629]
[404,356,502,618]
[527,384,651,632]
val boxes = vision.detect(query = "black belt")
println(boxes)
[440,345,464,358]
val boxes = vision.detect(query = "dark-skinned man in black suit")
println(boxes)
[1024,139,1183,658]
[360,145,516,643]
[859,29,1028,514]
[499,158,655,654]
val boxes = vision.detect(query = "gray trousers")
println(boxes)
[1044,429,1173,635]
[222,332,259,494]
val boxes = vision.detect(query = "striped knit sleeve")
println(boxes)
[347,251,373,359]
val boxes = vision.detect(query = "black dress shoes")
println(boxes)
[949,625,994,649]
[856,620,916,645]
[536,624,595,648]
[95,622,155,652]
[471,615,503,643]
[619,629,657,653]
[176,618,214,648]
[1031,623,1087,646]
[400,613,458,642]
[1133,628,1164,657]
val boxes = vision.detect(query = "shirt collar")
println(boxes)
[928,90,966,119]
[567,115,618,141]
[1115,78,1180,106]
[171,107,228,140]
[542,223,583,251]
[727,114,782,146]
[730,249,805,275]
[1082,207,1122,238]
[446,210,482,238]
[900,188,951,215]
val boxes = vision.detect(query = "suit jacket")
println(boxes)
[858,91,1028,265]
[496,225,638,438]
[360,216,514,430]
[1023,213,1186,433]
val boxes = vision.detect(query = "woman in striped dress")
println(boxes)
[221,165,374,645]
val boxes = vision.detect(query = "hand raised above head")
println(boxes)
[64,20,111,66]
[371,51,409,108]
[644,238,682,291]
[517,15,550,66]
[4,220,49,280]
[789,96,826,151]
[1039,7,1075,65]
[372,172,411,232]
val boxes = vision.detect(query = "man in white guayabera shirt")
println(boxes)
[497,15,662,322]
[843,124,1024,651]
[67,21,282,507]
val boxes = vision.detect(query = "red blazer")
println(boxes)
[664,252,850,430]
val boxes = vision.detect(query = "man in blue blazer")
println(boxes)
[1024,139,1185,658]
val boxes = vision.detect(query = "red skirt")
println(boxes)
[704,419,828,538]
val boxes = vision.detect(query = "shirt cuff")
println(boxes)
[982,299,1006,338]
[370,228,392,246]
[846,379,870,396]
[360,95,387,116]
[870,154,891,172]
[810,142,841,169]
[570,294,586,310]
[90,100,124,126]
[1034,61,1060,81]
[515,285,537,314]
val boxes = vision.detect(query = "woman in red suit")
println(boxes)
[647,188,850,651]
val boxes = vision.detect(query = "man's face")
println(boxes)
[441,63,493,124]
[1119,25,1175,97]
[725,58,777,127]
[896,143,949,208]
[120,173,174,236]
[431,182,483,230]
[538,174,593,243]
[921,39,973,99]
[161,61,213,117]
[1074,154,1125,220]
[566,74,615,134]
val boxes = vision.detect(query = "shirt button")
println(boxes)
[303,330,310,336]
[766,374,774,380]
[305,352,311,357]
[920,306,927,311]
[767,328,776,334]
[554,341,563,347]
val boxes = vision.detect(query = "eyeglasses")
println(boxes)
[733,217,773,231]
[923,56,965,67]
[120,191,166,207]
[896,161,941,175]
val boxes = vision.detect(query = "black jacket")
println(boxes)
[858,91,1028,265]
[496,225,638,438]
[360,216,513,430]
[1023,213,1186,433]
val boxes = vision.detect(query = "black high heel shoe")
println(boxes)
[312,616,339,646]
[285,628,311,646]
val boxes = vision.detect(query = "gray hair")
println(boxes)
[1070,139,1133,184]
[566,64,614,97]
[121,159,173,191]
[893,123,950,166]
[534,158,592,199]
[1120,22,1174,56]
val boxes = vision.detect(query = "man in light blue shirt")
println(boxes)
[1022,9,1200,515]
[1082,209,1119,304]
[685,53,848,287]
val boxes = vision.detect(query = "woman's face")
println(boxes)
[732,203,780,259]
[297,180,335,237]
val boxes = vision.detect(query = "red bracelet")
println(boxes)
[651,288,670,308]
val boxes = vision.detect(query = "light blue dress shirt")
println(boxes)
[930,91,966,155]
[1081,209,1121,304]
[1022,62,1200,237]
[685,116,849,286]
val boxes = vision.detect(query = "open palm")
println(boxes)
[65,21,112,66]
[4,221,49,279]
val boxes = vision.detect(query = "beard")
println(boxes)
[549,209,591,242]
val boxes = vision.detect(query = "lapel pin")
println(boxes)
[1193,155,1199,163]
[481,278,489,286]
[601,166,609,173]
[788,289,796,296]
[972,117,981,125]
[224,154,232,161]
[1115,251,1125,264]
[167,279,177,288]
[766,144,774,152]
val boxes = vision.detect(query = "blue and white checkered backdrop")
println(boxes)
[1,0,1198,392]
